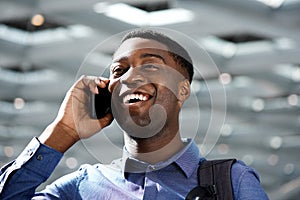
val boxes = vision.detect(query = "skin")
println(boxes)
[38,38,191,164]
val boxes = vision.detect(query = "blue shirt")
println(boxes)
[0,137,269,199]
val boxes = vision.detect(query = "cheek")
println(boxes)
[157,86,179,109]
[156,78,180,99]
[157,91,180,124]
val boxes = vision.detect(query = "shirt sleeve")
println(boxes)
[231,160,269,200]
[0,137,63,199]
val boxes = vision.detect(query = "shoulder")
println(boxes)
[76,162,120,180]
[231,160,269,200]
[76,159,123,183]
[231,160,260,185]
[46,163,115,190]
[231,160,260,179]
[47,163,106,189]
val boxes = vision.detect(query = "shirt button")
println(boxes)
[27,149,33,156]
[36,155,43,161]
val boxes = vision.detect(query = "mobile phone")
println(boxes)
[91,84,112,119]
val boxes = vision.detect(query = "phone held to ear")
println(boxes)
[91,85,112,119]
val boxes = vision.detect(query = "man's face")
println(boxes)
[108,38,186,138]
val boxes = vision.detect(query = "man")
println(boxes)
[0,29,269,199]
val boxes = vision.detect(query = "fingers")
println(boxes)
[98,78,110,88]
[79,75,109,94]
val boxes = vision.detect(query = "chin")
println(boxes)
[117,116,166,139]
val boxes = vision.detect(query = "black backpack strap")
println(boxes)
[185,159,236,200]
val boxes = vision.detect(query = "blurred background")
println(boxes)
[0,0,299,199]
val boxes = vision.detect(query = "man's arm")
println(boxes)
[0,137,62,199]
[0,76,113,199]
[38,76,113,153]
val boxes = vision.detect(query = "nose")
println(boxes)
[120,67,145,87]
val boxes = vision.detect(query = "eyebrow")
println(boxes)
[140,53,166,64]
[112,53,166,64]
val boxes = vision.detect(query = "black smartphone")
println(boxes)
[90,85,112,119]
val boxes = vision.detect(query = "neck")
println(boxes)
[124,130,184,164]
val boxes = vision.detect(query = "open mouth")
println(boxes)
[123,92,152,104]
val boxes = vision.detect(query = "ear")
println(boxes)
[178,79,190,105]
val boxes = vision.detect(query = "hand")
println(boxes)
[39,75,113,152]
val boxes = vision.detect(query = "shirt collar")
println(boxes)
[120,139,203,178]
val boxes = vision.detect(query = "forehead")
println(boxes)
[113,38,169,60]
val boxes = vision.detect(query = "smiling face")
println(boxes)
[109,38,189,139]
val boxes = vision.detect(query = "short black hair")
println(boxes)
[120,29,194,83]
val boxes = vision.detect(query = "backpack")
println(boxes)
[185,159,236,200]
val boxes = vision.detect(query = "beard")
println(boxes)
[112,101,168,139]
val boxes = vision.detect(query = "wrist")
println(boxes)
[38,122,80,153]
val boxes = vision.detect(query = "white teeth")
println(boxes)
[123,93,149,103]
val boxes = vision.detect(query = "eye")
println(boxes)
[112,66,128,77]
[142,64,159,71]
